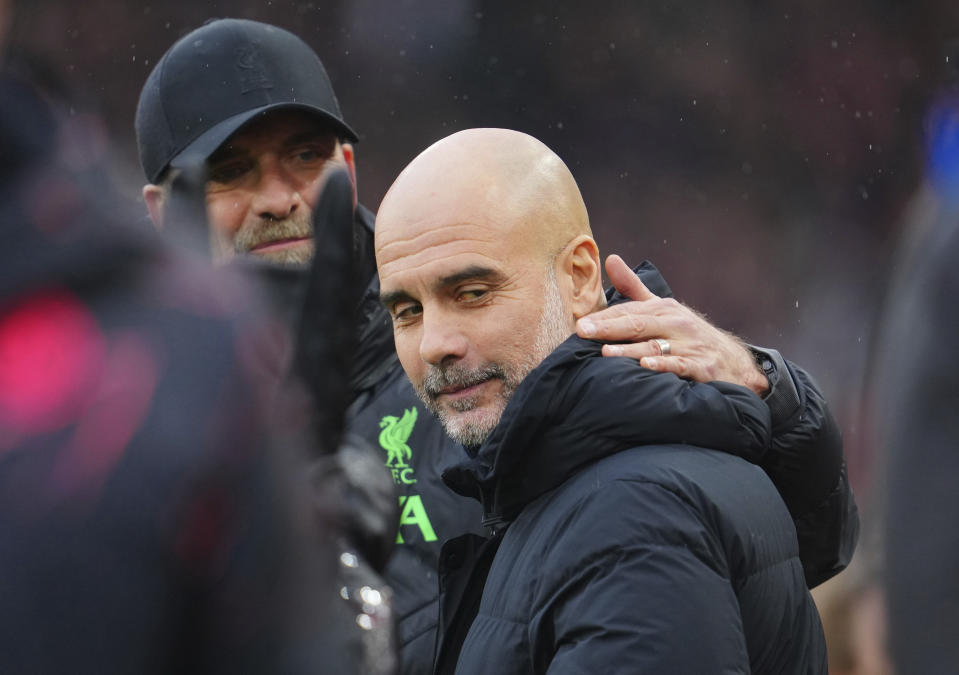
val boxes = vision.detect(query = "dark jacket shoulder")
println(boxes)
[619,260,858,587]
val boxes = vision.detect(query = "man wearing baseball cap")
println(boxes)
[136,18,857,675]
[137,18,360,265]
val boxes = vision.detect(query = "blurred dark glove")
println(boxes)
[166,151,211,256]
[294,168,357,455]
[299,170,400,674]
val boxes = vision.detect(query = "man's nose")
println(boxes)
[251,161,302,220]
[419,309,469,368]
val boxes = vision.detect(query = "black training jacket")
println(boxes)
[433,336,828,674]
[347,252,855,674]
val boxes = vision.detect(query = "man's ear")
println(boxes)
[142,184,165,230]
[560,234,604,320]
[341,143,358,208]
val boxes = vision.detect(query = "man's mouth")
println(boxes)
[420,364,510,414]
[250,236,312,253]
[435,377,493,402]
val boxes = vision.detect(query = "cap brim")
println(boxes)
[164,102,359,181]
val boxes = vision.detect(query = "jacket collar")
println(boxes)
[443,335,771,526]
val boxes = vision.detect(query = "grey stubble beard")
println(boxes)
[233,211,315,265]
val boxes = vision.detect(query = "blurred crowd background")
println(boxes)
[5,2,958,670]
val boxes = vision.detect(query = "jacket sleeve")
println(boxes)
[529,481,750,675]
[750,346,859,587]
[629,261,858,587]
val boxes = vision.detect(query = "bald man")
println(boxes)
[376,129,827,674]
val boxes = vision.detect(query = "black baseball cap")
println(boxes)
[135,18,358,184]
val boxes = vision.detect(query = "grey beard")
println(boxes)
[417,362,522,447]
[233,212,314,265]
[414,265,573,447]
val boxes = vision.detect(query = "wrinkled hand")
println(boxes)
[576,254,769,396]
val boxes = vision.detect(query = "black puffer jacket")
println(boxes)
[348,258,855,675]
[434,336,827,674]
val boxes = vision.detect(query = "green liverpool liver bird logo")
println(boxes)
[379,407,434,541]
[379,407,418,468]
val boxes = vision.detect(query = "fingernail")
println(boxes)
[578,318,596,337]
[606,344,623,356]
[643,357,658,369]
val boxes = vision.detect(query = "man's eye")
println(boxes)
[393,303,423,321]
[290,145,329,164]
[459,289,488,302]
[295,149,319,161]
[207,162,250,185]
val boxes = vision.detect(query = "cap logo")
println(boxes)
[235,43,274,94]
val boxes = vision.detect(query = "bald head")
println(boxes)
[375,129,605,447]
[377,128,592,266]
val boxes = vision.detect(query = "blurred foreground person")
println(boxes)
[375,128,827,674]
[0,61,361,672]
[136,19,855,674]
[877,41,959,673]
